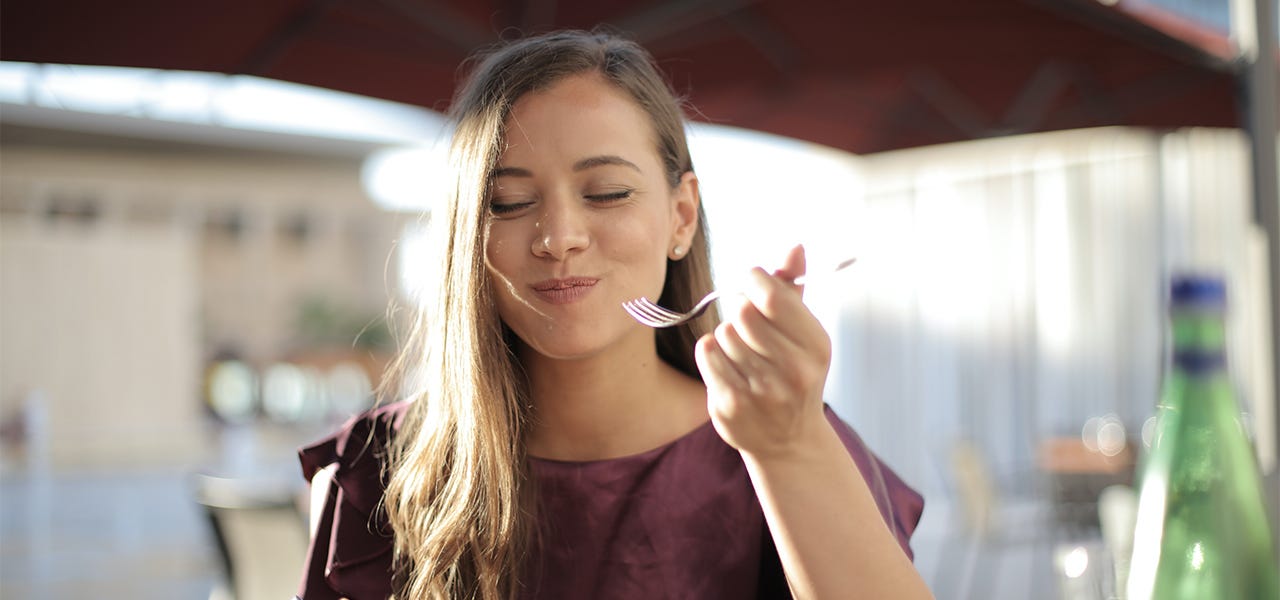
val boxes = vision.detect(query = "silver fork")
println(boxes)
[623,257,858,328]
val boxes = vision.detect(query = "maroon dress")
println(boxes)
[296,401,923,599]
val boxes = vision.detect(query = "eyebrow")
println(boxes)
[573,155,642,173]
[490,155,642,179]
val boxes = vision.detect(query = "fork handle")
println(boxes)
[789,257,857,286]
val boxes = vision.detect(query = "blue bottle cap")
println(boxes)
[1170,274,1226,308]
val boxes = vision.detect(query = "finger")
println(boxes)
[695,333,749,391]
[726,296,802,362]
[741,267,828,348]
[772,244,807,295]
[713,321,771,375]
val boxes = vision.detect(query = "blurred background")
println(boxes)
[1,0,1277,598]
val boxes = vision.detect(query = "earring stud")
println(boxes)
[672,245,684,257]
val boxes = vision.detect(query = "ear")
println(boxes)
[669,171,700,259]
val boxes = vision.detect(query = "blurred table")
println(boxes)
[1038,437,1136,535]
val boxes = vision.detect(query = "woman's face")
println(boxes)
[484,72,699,361]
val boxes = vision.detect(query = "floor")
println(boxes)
[0,469,224,600]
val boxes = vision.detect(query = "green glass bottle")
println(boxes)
[1127,275,1280,599]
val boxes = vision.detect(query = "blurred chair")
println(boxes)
[934,439,1056,600]
[193,473,309,600]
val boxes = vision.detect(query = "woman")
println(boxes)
[298,29,931,600]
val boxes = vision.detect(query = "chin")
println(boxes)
[522,334,609,361]
[515,320,642,362]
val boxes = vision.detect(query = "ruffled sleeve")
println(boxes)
[824,405,925,560]
[296,401,409,600]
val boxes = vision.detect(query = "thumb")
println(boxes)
[772,244,807,292]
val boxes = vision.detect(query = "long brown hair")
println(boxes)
[382,29,717,599]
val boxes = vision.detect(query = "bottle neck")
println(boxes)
[1170,308,1227,375]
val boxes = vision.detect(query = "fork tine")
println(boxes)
[631,299,681,324]
[636,298,684,320]
[638,309,678,327]
[624,295,707,327]
[624,255,858,328]
[622,300,671,326]
[643,301,693,325]
[623,299,683,327]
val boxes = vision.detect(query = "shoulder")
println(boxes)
[297,402,408,598]
[299,400,410,482]
[822,405,925,560]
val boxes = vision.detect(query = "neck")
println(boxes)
[520,335,707,461]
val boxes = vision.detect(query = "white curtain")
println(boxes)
[811,127,1272,499]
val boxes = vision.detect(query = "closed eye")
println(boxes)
[584,189,633,203]
[490,200,534,215]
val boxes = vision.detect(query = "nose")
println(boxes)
[532,198,590,259]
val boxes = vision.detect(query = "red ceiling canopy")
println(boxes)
[1,0,1241,154]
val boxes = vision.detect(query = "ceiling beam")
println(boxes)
[613,0,762,45]
[374,0,495,54]
[237,0,346,75]
[1023,0,1239,73]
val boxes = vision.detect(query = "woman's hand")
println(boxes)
[694,244,833,460]
[696,246,934,600]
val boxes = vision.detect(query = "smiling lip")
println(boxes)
[530,277,599,304]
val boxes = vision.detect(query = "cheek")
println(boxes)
[485,261,523,331]
[603,206,669,254]
[598,210,671,291]
[487,236,507,265]
[485,223,518,272]
[484,228,521,314]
